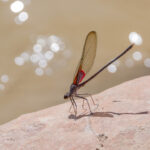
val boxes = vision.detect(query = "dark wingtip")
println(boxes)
[130,43,134,48]
[89,31,96,35]
[91,31,96,33]
[127,43,134,51]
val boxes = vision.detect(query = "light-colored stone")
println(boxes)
[0,76,150,150]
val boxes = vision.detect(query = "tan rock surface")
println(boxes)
[0,76,150,150]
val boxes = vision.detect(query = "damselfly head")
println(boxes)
[64,84,77,99]
[64,92,69,99]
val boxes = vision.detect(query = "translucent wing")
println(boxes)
[73,31,97,85]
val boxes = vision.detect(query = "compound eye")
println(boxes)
[64,95,68,99]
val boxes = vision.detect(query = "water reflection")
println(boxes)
[51,43,60,52]
[44,51,54,60]
[144,58,150,68]
[21,52,29,61]
[14,11,29,24]
[38,59,47,68]
[18,11,29,22]
[10,1,24,13]
[132,51,142,61]
[8,0,30,24]
[107,64,117,73]
[1,75,9,83]
[30,54,40,63]
[15,35,71,76]
[0,74,9,91]
[37,38,46,47]
[14,56,25,66]
[35,67,44,76]
[129,32,143,45]
[33,44,42,53]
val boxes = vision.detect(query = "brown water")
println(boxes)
[0,0,150,125]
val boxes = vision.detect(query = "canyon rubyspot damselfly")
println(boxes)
[64,31,134,116]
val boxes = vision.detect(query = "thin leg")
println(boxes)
[69,98,73,113]
[75,95,93,114]
[77,93,99,110]
[72,97,77,115]
[81,99,88,115]
[70,97,77,116]
[82,99,86,110]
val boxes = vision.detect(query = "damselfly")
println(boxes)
[64,31,134,116]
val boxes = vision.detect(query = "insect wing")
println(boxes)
[73,31,97,85]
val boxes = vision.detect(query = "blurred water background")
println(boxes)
[0,0,150,124]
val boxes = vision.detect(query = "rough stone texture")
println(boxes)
[0,76,150,150]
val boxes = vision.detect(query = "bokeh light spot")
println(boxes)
[14,16,22,24]
[37,38,46,47]
[21,52,29,61]
[14,57,24,66]
[51,43,60,52]
[44,51,54,60]
[33,44,42,53]
[1,75,9,83]
[35,68,44,76]
[10,1,24,13]
[129,32,143,45]
[132,51,142,61]
[38,59,47,68]
[107,64,117,73]
[144,58,150,68]
[18,11,29,22]
[30,54,40,63]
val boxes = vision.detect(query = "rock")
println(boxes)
[0,76,150,150]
